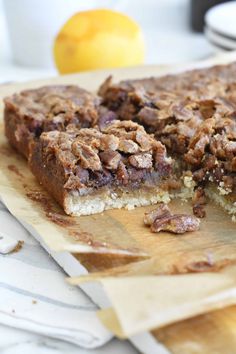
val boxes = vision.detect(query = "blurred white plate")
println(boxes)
[205,25,236,51]
[205,1,236,40]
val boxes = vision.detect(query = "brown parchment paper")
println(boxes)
[2,52,236,351]
[94,265,236,338]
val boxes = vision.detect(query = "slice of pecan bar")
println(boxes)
[99,62,236,219]
[4,85,100,158]
[29,120,175,216]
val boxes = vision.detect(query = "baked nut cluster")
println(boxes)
[37,120,172,191]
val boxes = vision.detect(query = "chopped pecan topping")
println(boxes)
[116,161,129,185]
[101,119,139,135]
[193,204,206,219]
[118,139,139,154]
[72,140,101,171]
[5,85,100,142]
[98,108,117,130]
[192,187,207,218]
[100,134,119,151]
[171,100,198,121]
[99,150,121,169]
[192,186,207,204]
[99,62,236,197]
[98,75,113,96]
[198,99,216,119]
[64,175,83,189]
[74,166,89,183]
[135,129,152,151]
[38,116,172,191]
[129,153,152,169]
[138,106,165,127]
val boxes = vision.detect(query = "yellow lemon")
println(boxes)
[54,9,145,74]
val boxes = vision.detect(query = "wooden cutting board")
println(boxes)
[1,56,236,353]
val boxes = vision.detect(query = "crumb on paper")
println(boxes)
[32,300,37,304]
[144,204,200,234]
[192,187,207,218]
[0,234,24,255]
[12,240,24,253]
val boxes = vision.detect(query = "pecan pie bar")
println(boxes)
[29,120,175,216]
[4,85,100,158]
[99,62,236,217]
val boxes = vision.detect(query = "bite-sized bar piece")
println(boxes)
[4,85,100,158]
[29,120,176,216]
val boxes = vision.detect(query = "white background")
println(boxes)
[0,0,214,83]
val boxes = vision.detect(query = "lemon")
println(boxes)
[54,9,145,74]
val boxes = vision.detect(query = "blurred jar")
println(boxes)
[3,0,113,68]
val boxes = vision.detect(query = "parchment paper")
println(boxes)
[70,265,236,338]
[2,51,236,344]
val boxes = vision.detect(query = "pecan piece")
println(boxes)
[98,110,117,131]
[118,139,139,153]
[100,134,119,151]
[171,101,197,121]
[144,203,171,225]
[98,75,113,96]
[135,129,152,151]
[102,120,139,135]
[151,214,200,234]
[198,99,216,119]
[138,106,164,127]
[225,140,236,154]
[129,153,152,169]
[99,150,121,170]
[116,161,129,185]
[192,187,207,218]
[192,204,206,218]
[72,140,101,171]
[153,141,167,165]
[64,175,84,190]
